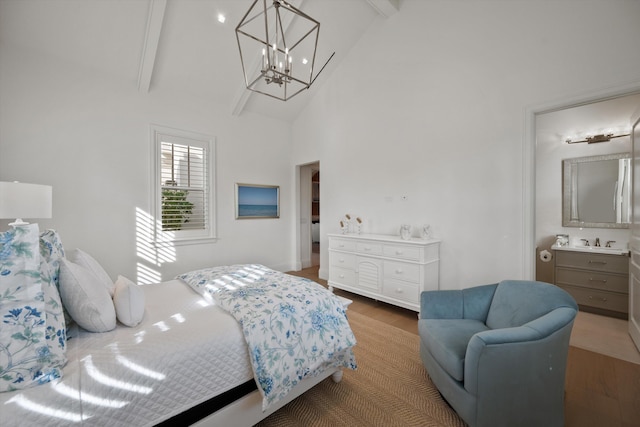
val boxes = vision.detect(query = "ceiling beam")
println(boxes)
[137,0,167,93]
[366,0,399,18]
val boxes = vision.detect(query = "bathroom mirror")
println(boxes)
[562,152,631,228]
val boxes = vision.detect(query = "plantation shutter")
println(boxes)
[160,141,207,231]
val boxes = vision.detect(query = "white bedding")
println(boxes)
[0,279,253,426]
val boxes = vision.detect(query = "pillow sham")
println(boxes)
[59,259,116,333]
[113,275,145,327]
[0,224,63,392]
[69,248,115,297]
[38,230,68,364]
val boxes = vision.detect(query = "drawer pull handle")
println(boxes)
[588,260,607,265]
[396,250,403,255]
[395,269,403,274]
[588,295,608,302]
[339,244,345,248]
[339,274,345,278]
[339,258,345,263]
[588,278,607,283]
[364,247,371,251]
[396,288,404,294]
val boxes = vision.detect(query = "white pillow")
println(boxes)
[113,275,145,327]
[59,259,116,333]
[69,249,115,297]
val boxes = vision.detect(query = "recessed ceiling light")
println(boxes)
[217,14,226,23]
[302,58,308,65]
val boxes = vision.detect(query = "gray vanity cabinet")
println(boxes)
[554,250,629,318]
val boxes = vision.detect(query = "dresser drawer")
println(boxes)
[383,244,421,261]
[383,279,419,305]
[330,238,356,252]
[556,267,628,294]
[559,284,628,314]
[383,261,420,283]
[357,242,383,256]
[555,251,628,274]
[330,266,356,287]
[330,252,356,269]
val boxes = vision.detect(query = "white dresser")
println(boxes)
[328,233,440,311]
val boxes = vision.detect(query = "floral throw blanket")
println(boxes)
[176,264,357,410]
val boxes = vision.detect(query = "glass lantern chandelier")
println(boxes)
[235,0,334,101]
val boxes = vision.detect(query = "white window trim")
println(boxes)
[150,124,217,246]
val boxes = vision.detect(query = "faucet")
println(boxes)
[606,240,616,248]
[595,237,600,247]
[580,239,590,246]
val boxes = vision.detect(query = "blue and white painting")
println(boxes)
[236,184,280,218]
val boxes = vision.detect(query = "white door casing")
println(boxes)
[628,107,640,353]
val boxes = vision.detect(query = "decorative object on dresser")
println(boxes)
[553,248,629,319]
[399,224,412,240]
[328,233,440,311]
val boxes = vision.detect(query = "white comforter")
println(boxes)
[0,279,252,426]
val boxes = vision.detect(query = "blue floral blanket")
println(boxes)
[177,264,357,410]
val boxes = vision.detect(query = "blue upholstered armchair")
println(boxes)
[418,280,578,427]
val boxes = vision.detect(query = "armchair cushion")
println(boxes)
[419,319,489,381]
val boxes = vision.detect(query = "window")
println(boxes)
[151,125,216,244]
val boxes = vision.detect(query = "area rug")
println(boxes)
[256,310,466,427]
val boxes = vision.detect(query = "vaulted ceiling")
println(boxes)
[0,0,399,122]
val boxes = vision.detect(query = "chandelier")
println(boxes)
[235,0,334,101]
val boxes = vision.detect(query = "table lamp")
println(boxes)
[0,181,52,227]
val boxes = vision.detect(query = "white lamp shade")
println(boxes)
[0,181,52,222]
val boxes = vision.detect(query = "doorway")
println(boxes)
[298,161,320,269]
[530,88,640,363]
[311,167,320,266]
[534,92,640,283]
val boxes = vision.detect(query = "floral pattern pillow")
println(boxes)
[38,230,67,366]
[0,224,63,392]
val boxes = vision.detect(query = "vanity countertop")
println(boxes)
[551,243,629,256]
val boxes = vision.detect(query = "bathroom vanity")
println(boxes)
[552,245,629,319]
[328,233,440,311]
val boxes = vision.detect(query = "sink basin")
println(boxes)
[551,244,629,256]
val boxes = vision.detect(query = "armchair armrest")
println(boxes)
[420,290,464,319]
[463,307,577,396]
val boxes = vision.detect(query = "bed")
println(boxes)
[0,226,356,426]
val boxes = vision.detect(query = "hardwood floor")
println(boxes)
[289,266,640,427]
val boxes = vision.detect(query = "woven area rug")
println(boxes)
[256,310,466,427]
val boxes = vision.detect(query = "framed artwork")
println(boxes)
[235,183,280,219]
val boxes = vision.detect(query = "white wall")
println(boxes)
[0,44,295,283]
[292,0,640,289]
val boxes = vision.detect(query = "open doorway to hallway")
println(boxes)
[311,167,320,266]
[299,161,320,269]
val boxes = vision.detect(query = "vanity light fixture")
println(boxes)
[235,0,334,101]
[565,132,630,144]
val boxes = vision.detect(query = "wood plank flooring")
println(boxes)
[289,266,640,427]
